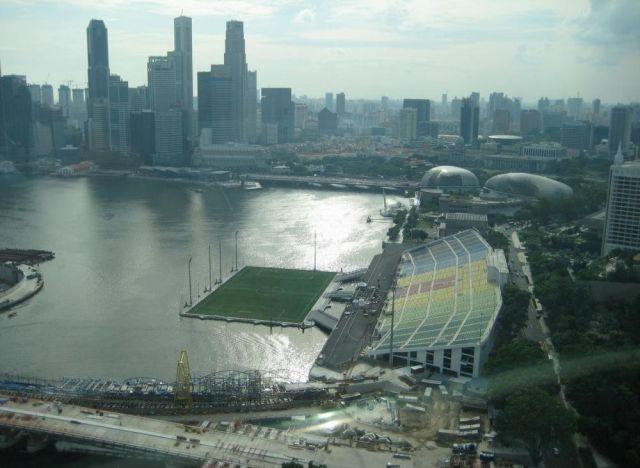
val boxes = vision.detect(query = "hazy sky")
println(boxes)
[1,0,639,103]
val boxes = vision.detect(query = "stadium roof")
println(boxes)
[420,166,480,189]
[370,229,505,353]
[484,172,573,201]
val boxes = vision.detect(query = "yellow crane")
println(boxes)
[174,349,192,410]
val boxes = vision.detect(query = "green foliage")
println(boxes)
[495,388,576,465]
[387,209,407,241]
[484,229,509,253]
[484,339,558,404]
[315,155,418,180]
[494,283,530,345]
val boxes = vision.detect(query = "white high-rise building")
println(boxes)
[602,146,640,255]
[147,54,178,112]
[399,108,417,141]
[173,15,192,110]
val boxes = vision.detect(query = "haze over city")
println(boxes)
[1,0,639,101]
[1,0,640,467]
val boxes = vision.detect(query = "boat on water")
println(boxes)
[379,189,404,217]
[8,312,17,318]
[243,181,262,191]
[190,188,204,193]
[330,183,347,189]
[309,182,323,188]
[366,216,372,223]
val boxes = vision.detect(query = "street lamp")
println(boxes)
[234,230,239,272]
[188,256,193,306]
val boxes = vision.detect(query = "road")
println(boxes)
[243,173,415,191]
[0,397,413,467]
[317,243,406,370]
[496,224,584,468]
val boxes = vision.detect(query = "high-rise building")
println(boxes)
[294,103,307,129]
[592,98,601,116]
[129,86,148,113]
[58,85,71,117]
[608,106,632,155]
[325,92,334,112]
[542,111,566,131]
[261,88,294,144]
[403,99,430,137]
[28,84,41,105]
[520,109,541,135]
[318,108,337,133]
[561,121,593,151]
[602,151,640,255]
[154,109,183,166]
[197,65,233,144]
[69,88,87,127]
[41,84,54,107]
[88,99,110,151]
[399,108,417,141]
[173,15,193,110]
[492,109,511,134]
[336,92,346,115]
[87,19,110,150]
[567,97,583,120]
[224,20,248,142]
[0,75,32,161]
[147,54,178,112]
[87,19,110,107]
[108,75,129,153]
[460,97,478,144]
[130,110,155,165]
[246,70,257,142]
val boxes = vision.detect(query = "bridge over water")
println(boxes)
[243,173,416,191]
[0,397,410,467]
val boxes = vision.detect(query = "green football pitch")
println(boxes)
[190,266,335,323]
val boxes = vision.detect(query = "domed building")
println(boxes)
[420,166,480,194]
[483,173,573,201]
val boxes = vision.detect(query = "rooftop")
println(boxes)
[370,230,505,352]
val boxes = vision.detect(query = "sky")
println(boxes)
[0,0,639,104]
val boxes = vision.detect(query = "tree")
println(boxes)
[495,388,576,465]
[494,284,530,345]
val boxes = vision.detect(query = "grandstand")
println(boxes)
[367,229,508,378]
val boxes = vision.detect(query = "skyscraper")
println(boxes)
[224,20,248,142]
[567,97,583,120]
[41,84,54,107]
[173,15,193,110]
[492,109,511,134]
[325,92,334,112]
[130,110,155,165]
[108,75,129,153]
[197,65,232,144]
[154,109,184,166]
[592,98,601,116]
[0,75,32,161]
[460,97,478,144]
[403,99,430,137]
[28,84,41,104]
[246,70,257,142]
[86,19,110,150]
[336,92,346,115]
[520,109,541,135]
[608,106,632,155]
[147,54,178,112]
[70,88,87,127]
[87,19,110,107]
[58,85,71,117]
[602,151,640,255]
[399,108,417,141]
[261,88,294,144]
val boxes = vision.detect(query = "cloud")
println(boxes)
[293,8,315,24]
[574,0,640,47]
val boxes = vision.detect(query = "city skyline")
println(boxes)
[0,0,639,103]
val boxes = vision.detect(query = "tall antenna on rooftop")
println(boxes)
[187,256,193,306]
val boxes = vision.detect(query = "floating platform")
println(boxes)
[180,266,335,328]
